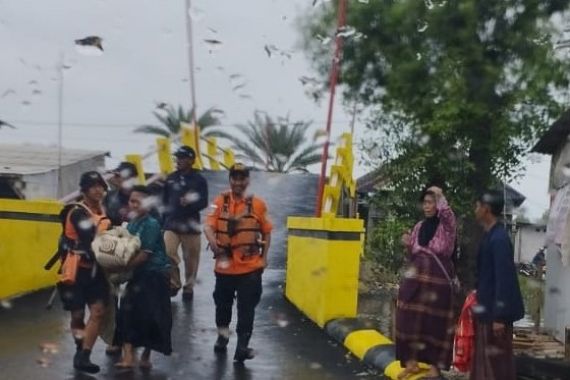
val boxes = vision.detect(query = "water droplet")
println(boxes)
[36,357,51,368]
[310,362,323,369]
[217,258,231,270]
[472,304,486,314]
[79,219,94,230]
[358,0,369,3]
[312,0,332,7]
[141,196,161,211]
[0,299,13,309]
[403,266,417,279]
[336,26,357,39]
[316,34,332,45]
[424,0,434,9]
[417,20,429,33]
[416,52,422,61]
[40,342,60,355]
[184,192,200,204]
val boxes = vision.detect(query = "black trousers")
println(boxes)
[213,270,262,336]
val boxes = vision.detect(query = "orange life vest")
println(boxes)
[64,202,110,266]
[215,193,262,257]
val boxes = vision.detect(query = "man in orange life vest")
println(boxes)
[204,164,272,363]
[57,171,111,374]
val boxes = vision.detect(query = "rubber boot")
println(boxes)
[234,333,255,363]
[214,335,229,354]
[73,349,100,374]
[73,337,83,354]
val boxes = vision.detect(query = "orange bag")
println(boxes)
[59,252,80,285]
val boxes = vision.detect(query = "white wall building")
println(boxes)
[532,111,570,341]
[0,144,108,200]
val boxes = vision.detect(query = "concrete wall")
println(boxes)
[544,141,570,341]
[513,224,546,263]
[544,245,570,341]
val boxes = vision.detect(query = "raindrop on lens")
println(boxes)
[417,20,429,33]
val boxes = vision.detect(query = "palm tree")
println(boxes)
[216,112,325,173]
[134,104,224,138]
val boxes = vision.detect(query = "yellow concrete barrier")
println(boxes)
[157,137,174,174]
[344,330,392,360]
[205,137,221,171]
[125,154,146,185]
[0,199,61,300]
[181,123,204,170]
[285,216,364,327]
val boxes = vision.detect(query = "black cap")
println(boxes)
[113,161,138,179]
[174,145,196,159]
[229,163,250,178]
[80,171,109,192]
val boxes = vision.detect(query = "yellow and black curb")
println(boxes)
[325,318,430,379]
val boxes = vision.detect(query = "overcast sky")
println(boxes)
[0,0,551,219]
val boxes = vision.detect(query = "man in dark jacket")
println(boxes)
[163,145,208,300]
[104,161,138,226]
[471,190,525,380]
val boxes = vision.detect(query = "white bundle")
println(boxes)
[92,226,141,271]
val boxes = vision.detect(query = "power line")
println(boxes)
[6,119,354,129]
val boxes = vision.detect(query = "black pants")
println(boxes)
[213,270,262,336]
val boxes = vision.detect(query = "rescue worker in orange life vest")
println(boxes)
[57,171,111,374]
[204,164,272,363]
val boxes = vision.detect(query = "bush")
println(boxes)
[366,216,414,274]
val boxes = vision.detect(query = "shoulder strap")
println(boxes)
[425,249,453,286]
[246,195,254,214]
[222,193,230,213]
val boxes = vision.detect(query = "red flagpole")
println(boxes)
[315,0,348,217]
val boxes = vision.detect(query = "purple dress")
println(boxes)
[395,196,457,369]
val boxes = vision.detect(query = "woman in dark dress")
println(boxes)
[396,186,457,380]
[115,185,172,369]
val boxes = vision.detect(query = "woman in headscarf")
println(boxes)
[396,186,457,380]
[114,185,172,369]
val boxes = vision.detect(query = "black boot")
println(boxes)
[73,349,100,374]
[73,337,83,354]
[214,335,229,354]
[234,333,255,363]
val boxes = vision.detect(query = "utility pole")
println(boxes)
[57,51,65,198]
[185,0,198,124]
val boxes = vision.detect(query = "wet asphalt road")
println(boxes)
[0,171,382,380]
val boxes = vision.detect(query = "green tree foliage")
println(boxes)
[304,0,570,287]
[134,104,224,138]
[215,112,324,173]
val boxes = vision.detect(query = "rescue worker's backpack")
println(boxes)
[43,203,84,271]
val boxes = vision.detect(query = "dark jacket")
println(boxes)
[162,170,208,234]
[476,223,525,323]
[103,189,130,226]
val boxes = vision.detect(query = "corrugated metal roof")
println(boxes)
[0,144,108,175]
